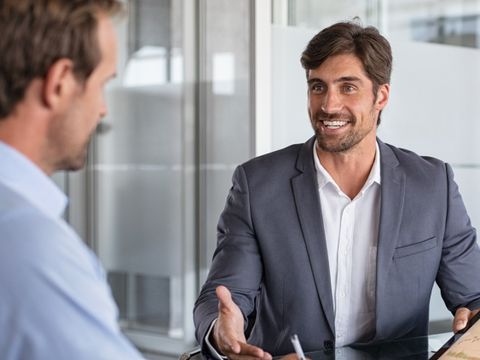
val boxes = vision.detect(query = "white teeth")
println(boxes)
[322,120,348,129]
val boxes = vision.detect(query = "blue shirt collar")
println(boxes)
[0,141,67,218]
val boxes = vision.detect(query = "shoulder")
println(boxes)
[0,185,100,287]
[0,190,117,340]
[0,199,74,257]
[240,142,305,177]
[381,141,447,175]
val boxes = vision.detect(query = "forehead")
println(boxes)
[307,53,369,83]
[92,15,117,76]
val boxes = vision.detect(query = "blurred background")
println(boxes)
[52,0,480,358]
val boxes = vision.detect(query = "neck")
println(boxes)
[316,137,377,199]
[0,109,54,176]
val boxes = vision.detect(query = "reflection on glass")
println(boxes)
[272,0,376,29]
[89,0,254,352]
[387,0,480,49]
[124,46,183,87]
[199,0,253,276]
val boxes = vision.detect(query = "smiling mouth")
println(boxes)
[321,120,350,129]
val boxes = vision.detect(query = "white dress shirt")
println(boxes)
[313,140,381,347]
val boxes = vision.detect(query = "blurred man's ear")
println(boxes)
[42,59,77,111]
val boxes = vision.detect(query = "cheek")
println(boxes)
[308,96,322,112]
[86,83,104,105]
[347,99,372,115]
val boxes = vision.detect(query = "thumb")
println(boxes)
[216,285,236,311]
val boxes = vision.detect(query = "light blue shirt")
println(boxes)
[0,141,144,359]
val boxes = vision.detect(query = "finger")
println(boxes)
[263,351,273,360]
[279,354,310,360]
[453,307,471,332]
[228,354,273,360]
[226,345,271,360]
[237,342,270,358]
[223,342,269,359]
[228,355,266,360]
[470,308,480,319]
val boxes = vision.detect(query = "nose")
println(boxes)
[99,102,108,119]
[321,90,342,113]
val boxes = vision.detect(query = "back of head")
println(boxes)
[0,0,123,119]
[300,21,392,95]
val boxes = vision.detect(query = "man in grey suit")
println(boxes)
[194,21,480,359]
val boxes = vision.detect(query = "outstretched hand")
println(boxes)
[212,285,272,360]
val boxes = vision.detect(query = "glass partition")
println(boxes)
[197,0,254,282]
[78,0,254,355]
[90,0,196,354]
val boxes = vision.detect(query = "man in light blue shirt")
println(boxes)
[0,1,144,359]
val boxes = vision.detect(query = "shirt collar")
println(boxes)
[313,140,382,193]
[0,141,67,218]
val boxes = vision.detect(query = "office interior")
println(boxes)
[51,0,480,358]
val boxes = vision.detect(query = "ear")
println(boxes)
[375,83,390,110]
[42,59,77,111]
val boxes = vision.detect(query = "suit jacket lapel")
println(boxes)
[291,136,335,335]
[374,139,406,339]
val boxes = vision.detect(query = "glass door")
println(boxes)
[89,0,197,354]
[81,0,254,355]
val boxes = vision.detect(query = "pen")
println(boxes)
[290,334,306,360]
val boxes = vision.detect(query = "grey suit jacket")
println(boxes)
[194,137,480,356]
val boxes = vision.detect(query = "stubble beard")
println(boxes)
[64,138,91,171]
[312,110,358,153]
[52,131,92,172]
[312,109,376,153]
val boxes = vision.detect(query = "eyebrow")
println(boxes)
[307,76,363,85]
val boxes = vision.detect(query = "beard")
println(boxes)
[63,138,91,171]
[52,132,93,172]
[311,109,374,153]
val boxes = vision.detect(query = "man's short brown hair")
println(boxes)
[0,0,123,119]
[301,21,392,124]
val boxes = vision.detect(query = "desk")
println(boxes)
[305,333,452,359]
[181,333,453,360]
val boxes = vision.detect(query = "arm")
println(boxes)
[0,212,143,359]
[436,163,480,329]
[194,165,267,358]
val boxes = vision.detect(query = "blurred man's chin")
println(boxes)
[66,162,85,172]
[58,153,88,172]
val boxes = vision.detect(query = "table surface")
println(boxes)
[304,333,453,360]
[184,333,454,360]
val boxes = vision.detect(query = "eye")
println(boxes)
[342,84,356,93]
[310,83,325,94]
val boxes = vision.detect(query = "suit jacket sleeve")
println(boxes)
[436,163,480,312]
[193,165,263,350]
